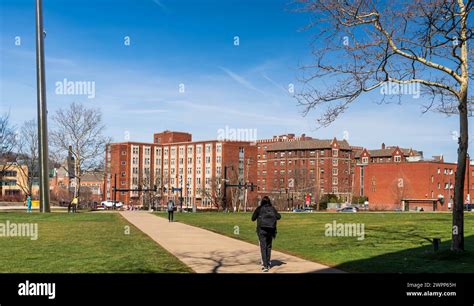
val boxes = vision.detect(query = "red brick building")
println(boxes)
[353,145,474,211]
[256,134,354,208]
[50,164,104,204]
[104,131,257,210]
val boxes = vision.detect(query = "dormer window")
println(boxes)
[394,155,401,162]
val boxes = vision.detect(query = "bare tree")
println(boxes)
[203,176,225,210]
[15,120,39,198]
[295,0,472,251]
[50,102,110,200]
[0,112,17,197]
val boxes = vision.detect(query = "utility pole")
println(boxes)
[35,0,50,213]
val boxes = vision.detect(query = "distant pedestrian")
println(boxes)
[252,196,281,272]
[26,195,32,213]
[70,197,78,213]
[167,200,175,222]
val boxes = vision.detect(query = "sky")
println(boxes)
[0,0,470,162]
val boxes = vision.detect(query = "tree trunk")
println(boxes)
[452,91,468,251]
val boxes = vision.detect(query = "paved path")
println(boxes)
[120,211,343,273]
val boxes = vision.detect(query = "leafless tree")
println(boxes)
[50,102,111,200]
[0,112,17,197]
[15,120,39,198]
[295,0,472,251]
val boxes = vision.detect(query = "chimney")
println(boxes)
[381,143,386,149]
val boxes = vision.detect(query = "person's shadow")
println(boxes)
[270,260,286,267]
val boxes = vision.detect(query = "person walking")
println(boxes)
[70,196,78,213]
[251,196,281,272]
[167,200,175,222]
[26,195,32,213]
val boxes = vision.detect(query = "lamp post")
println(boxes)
[35,0,50,213]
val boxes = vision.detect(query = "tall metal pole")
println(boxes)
[35,0,50,213]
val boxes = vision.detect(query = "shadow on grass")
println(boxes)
[328,235,474,273]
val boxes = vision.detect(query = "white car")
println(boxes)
[101,200,124,209]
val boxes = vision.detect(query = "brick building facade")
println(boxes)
[104,131,257,210]
[351,144,474,210]
[256,134,354,208]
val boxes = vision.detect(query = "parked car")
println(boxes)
[100,200,124,209]
[337,206,358,213]
[292,208,305,212]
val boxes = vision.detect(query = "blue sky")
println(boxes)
[0,0,469,162]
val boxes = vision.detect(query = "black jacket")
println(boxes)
[251,203,281,232]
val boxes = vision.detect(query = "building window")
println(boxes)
[332,177,338,185]
[332,149,338,157]
[121,161,126,165]
[444,183,449,189]
[332,159,338,166]
[394,155,401,162]
[332,168,338,175]
[437,183,441,189]
[361,157,368,164]
[437,168,441,174]
[121,151,126,155]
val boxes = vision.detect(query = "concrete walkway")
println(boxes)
[120,211,343,273]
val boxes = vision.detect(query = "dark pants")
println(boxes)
[258,228,275,268]
[168,211,174,222]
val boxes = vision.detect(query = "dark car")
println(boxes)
[337,206,358,213]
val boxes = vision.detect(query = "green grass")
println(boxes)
[155,211,474,273]
[0,212,191,273]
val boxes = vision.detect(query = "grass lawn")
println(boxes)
[0,212,191,273]
[156,211,474,273]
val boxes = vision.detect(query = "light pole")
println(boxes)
[35,0,50,213]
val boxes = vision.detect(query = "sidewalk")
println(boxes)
[120,211,343,273]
